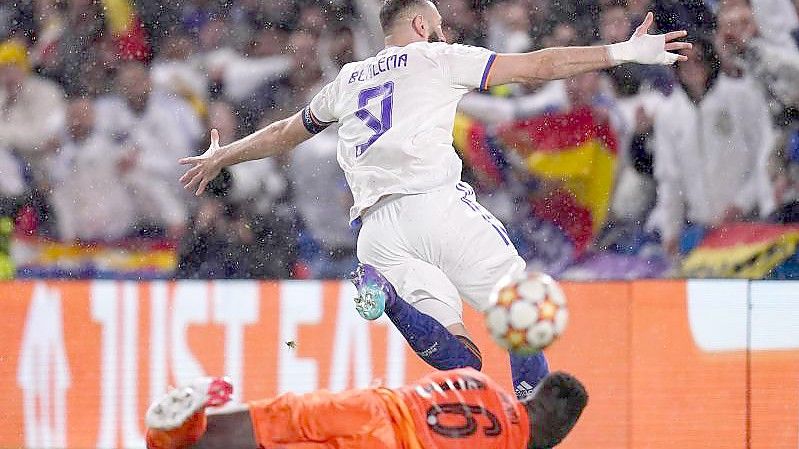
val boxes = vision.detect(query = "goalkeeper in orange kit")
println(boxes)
[145,368,587,449]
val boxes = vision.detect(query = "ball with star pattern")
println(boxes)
[484,272,568,354]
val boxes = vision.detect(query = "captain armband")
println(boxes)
[302,105,333,134]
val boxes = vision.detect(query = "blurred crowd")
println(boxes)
[1,0,798,279]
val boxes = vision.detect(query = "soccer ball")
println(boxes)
[484,272,568,354]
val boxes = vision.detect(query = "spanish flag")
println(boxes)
[101,0,149,61]
[498,107,618,254]
[681,223,799,279]
[452,113,505,189]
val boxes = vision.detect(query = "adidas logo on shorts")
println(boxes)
[515,381,535,400]
[417,342,439,357]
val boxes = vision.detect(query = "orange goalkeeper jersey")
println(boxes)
[396,368,530,449]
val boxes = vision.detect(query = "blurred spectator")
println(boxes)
[47,97,136,241]
[0,39,66,181]
[627,0,654,20]
[768,128,799,222]
[595,4,671,234]
[288,126,357,278]
[0,65,25,220]
[75,36,119,97]
[240,0,299,30]
[456,21,577,126]
[716,3,799,224]
[716,3,799,120]
[563,71,623,128]
[651,0,715,40]
[349,0,386,53]
[240,29,324,129]
[27,0,66,74]
[95,60,200,237]
[647,40,776,256]
[213,26,292,104]
[319,25,357,79]
[541,22,579,48]
[5,0,798,280]
[177,103,296,279]
[599,2,633,44]
[212,102,288,218]
[748,0,799,48]
[459,14,638,127]
[485,1,534,53]
[198,17,235,57]
[546,0,602,41]
[457,76,569,126]
[39,0,106,95]
[439,0,483,45]
[0,141,24,216]
[494,71,626,266]
[176,168,245,278]
[599,3,674,96]
[607,73,665,223]
[151,32,207,111]
[136,1,182,52]
[216,100,296,276]
[296,2,327,36]
[0,3,22,40]
[97,60,201,176]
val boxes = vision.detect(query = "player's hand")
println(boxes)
[179,129,223,196]
[607,12,691,65]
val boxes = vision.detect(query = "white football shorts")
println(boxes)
[356,181,525,327]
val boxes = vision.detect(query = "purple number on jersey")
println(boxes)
[355,81,394,157]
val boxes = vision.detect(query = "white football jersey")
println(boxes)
[302,42,496,222]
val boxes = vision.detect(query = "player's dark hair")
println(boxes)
[524,372,588,449]
[379,0,432,31]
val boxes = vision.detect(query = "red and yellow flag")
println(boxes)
[681,223,799,278]
[498,107,618,253]
[452,113,504,189]
[101,0,149,61]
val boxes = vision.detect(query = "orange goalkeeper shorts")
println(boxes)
[248,388,421,449]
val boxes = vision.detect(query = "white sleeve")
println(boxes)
[648,113,686,243]
[0,146,24,196]
[735,82,776,215]
[438,43,497,91]
[457,92,515,124]
[304,80,339,134]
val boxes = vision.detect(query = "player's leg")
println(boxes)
[350,261,482,370]
[440,182,550,398]
[354,199,482,371]
[509,351,550,400]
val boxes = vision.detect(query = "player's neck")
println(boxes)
[384,33,425,48]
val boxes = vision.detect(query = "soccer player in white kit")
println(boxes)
[180,0,690,399]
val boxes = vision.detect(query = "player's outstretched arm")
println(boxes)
[487,12,691,86]
[179,111,311,196]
